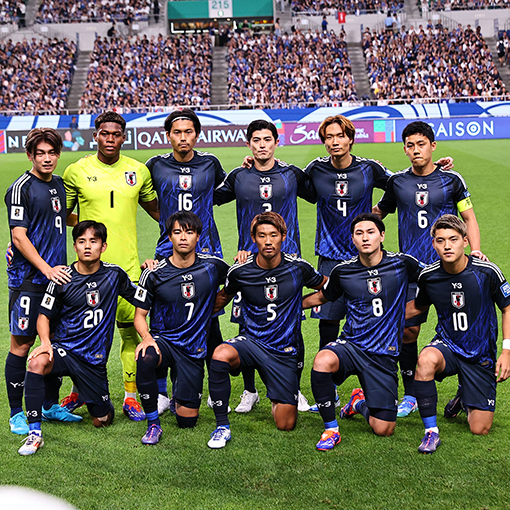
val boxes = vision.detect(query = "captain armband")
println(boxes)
[456,197,473,213]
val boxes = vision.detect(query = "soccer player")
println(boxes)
[4,128,70,435]
[214,119,316,412]
[133,212,229,445]
[18,221,138,455]
[303,213,422,451]
[373,120,485,418]
[144,109,226,414]
[207,212,325,448]
[63,111,158,420]
[406,215,510,454]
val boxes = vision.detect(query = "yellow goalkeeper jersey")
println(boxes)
[63,154,156,280]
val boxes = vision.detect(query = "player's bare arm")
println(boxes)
[213,288,234,314]
[459,207,487,261]
[495,305,510,382]
[66,208,78,227]
[139,198,160,221]
[302,284,329,309]
[134,307,161,360]
[28,314,53,362]
[405,299,429,320]
[371,204,388,219]
[11,226,71,284]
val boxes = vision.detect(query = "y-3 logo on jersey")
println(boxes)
[125,171,137,186]
[51,197,62,213]
[451,292,465,309]
[181,282,195,299]
[335,181,348,197]
[260,184,273,200]
[86,290,100,307]
[179,175,192,190]
[367,277,382,295]
[415,190,429,207]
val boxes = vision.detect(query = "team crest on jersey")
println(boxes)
[415,191,429,207]
[451,292,465,309]
[259,184,273,200]
[18,317,29,331]
[51,197,62,213]
[232,305,241,318]
[86,290,100,307]
[367,277,382,295]
[179,175,192,191]
[264,284,278,301]
[335,181,348,197]
[181,282,195,299]
[125,171,137,186]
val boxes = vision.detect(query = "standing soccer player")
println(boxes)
[134,212,229,444]
[406,215,510,454]
[207,212,325,448]
[214,119,315,412]
[144,109,226,414]
[4,128,70,435]
[18,221,138,455]
[303,214,422,450]
[373,121,485,418]
[63,112,159,420]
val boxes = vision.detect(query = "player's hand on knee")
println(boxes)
[28,343,53,363]
[135,336,160,360]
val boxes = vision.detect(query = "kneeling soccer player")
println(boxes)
[207,212,325,448]
[303,213,422,451]
[406,214,510,454]
[134,212,229,444]
[18,221,137,456]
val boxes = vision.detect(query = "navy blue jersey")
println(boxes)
[377,167,471,264]
[135,254,229,359]
[39,262,137,365]
[225,253,323,355]
[304,155,391,260]
[145,150,226,258]
[214,161,314,256]
[323,251,422,356]
[415,257,510,365]
[5,172,67,290]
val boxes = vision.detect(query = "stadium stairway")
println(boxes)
[347,42,373,99]
[65,51,90,111]
[486,36,510,86]
[25,0,38,26]
[211,46,229,106]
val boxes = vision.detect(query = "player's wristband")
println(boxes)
[502,339,510,351]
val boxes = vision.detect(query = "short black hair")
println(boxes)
[247,119,278,142]
[402,121,435,144]
[350,213,385,235]
[72,220,107,243]
[164,108,201,136]
[165,211,203,236]
[94,111,126,132]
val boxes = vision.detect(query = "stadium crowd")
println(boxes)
[0,0,24,23]
[428,0,510,10]
[78,34,211,113]
[363,23,508,101]
[0,37,76,113]
[36,0,151,23]
[228,28,357,108]
[290,0,404,14]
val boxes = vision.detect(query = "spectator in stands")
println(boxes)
[78,34,211,113]
[291,0,404,14]
[227,28,357,108]
[0,37,76,114]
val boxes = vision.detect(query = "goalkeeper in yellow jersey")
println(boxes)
[63,111,159,420]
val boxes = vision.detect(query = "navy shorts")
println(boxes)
[405,282,429,328]
[51,343,111,417]
[9,289,44,337]
[425,340,496,412]
[155,337,204,409]
[311,257,346,321]
[225,335,298,406]
[324,340,398,416]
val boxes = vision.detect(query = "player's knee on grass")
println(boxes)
[402,325,420,344]
[90,401,115,428]
[273,403,297,431]
[370,409,396,436]
[312,349,339,373]
[416,347,445,380]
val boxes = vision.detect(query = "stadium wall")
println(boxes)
[1,102,509,153]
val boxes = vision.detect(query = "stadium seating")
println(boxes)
[0,37,76,113]
[0,0,22,24]
[227,28,357,108]
[78,34,211,113]
[362,24,507,101]
[429,0,510,11]
[290,0,404,14]
[36,0,151,23]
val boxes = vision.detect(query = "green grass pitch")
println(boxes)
[0,139,509,509]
